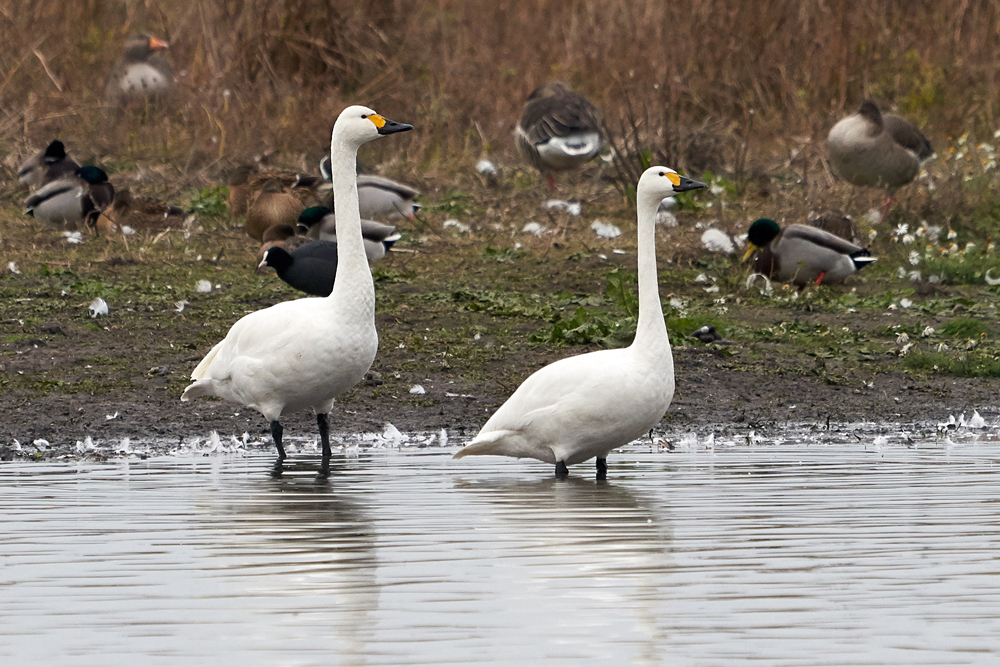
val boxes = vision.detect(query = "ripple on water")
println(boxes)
[1,431,999,666]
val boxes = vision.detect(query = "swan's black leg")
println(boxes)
[555,461,569,478]
[270,420,285,460]
[596,457,608,480]
[317,413,331,459]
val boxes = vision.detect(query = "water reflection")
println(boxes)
[453,476,673,666]
[199,456,380,665]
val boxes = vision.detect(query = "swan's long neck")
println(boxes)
[329,134,375,308]
[632,192,669,352]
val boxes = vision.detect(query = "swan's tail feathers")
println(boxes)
[181,379,214,402]
[452,430,516,459]
[189,342,223,380]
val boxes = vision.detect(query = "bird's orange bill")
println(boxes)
[149,37,169,50]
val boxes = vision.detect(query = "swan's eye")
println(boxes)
[658,171,665,176]
[361,114,368,119]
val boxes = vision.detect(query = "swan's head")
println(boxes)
[638,166,705,206]
[333,105,413,148]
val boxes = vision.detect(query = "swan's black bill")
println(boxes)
[674,176,707,193]
[378,118,414,135]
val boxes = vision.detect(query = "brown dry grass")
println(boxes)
[2,0,999,188]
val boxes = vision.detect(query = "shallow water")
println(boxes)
[2,434,999,666]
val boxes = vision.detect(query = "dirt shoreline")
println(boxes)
[4,340,996,461]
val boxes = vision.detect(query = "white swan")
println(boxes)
[454,166,706,477]
[181,106,413,459]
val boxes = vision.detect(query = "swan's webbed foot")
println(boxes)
[270,420,286,460]
[596,457,608,480]
[555,461,569,478]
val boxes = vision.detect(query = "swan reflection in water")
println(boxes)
[453,475,674,666]
[198,456,379,665]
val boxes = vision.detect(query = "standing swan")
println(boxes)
[454,167,706,478]
[181,106,413,460]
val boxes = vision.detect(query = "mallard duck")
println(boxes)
[454,167,706,478]
[296,205,400,262]
[317,158,420,221]
[25,166,114,230]
[97,187,185,233]
[104,34,173,106]
[743,218,876,287]
[18,140,80,188]
[244,179,308,242]
[827,100,933,221]
[258,240,340,297]
[515,81,604,190]
[181,105,413,460]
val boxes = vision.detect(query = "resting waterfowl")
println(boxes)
[244,179,307,242]
[515,81,604,190]
[18,140,80,187]
[104,34,174,106]
[259,241,340,297]
[318,158,421,221]
[454,166,706,478]
[97,187,185,233]
[256,223,312,264]
[297,205,400,262]
[25,166,114,230]
[181,105,413,460]
[809,210,860,245]
[827,100,933,221]
[743,218,876,287]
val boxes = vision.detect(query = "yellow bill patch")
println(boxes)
[742,243,758,262]
[367,114,386,129]
[665,172,680,186]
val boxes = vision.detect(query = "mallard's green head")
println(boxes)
[76,166,109,185]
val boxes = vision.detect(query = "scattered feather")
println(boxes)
[443,219,471,233]
[545,199,582,216]
[62,231,84,244]
[409,384,426,395]
[8,262,20,275]
[105,412,119,420]
[522,222,548,236]
[985,269,1000,286]
[745,273,773,295]
[121,226,136,236]
[175,300,189,312]
[968,410,987,429]
[591,220,621,239]
[89,297,109,318]
[195,280,212,293]
[700,228,735,254]
[476,158,498,177]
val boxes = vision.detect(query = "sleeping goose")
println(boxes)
[296,205,400,262]
[181,105,413,461]
[18,140,80,188]
[104,34,174,106]
[25,166,114,230]
[454,166,706,478]
[743,218,876,287]
[827,100,933,221]
[318,157,421,221]
[515,81,604,190]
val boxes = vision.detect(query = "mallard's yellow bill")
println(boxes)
[742,243,759,262]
